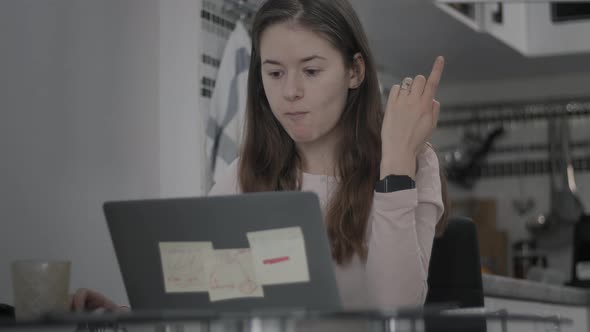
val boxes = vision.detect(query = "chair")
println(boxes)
[0,303,15,320]
[425,216,486,331]
[426,216,484,307]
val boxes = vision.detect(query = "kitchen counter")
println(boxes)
[483,274,590,306]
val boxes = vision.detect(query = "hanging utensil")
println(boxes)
[445,125,505,189]
[527,116,584,247]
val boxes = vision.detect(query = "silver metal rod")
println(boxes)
[436,0,590,3]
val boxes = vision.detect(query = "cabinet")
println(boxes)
[434,2,590,57]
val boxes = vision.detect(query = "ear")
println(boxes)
[348,53,366,89]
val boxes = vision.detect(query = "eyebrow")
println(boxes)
[262,55,327,66]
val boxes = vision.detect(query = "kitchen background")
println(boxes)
[199,0,590,285]
[1,0,590,307]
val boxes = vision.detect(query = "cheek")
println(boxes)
[263,77,279,98]
[315,84,348,122]
[261,79,280,114]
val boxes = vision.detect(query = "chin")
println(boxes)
[288,131,316,144]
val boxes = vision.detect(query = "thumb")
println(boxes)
[432,99,441,129]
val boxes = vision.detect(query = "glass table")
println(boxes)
[0,307,571,332]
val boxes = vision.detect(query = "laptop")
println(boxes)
[103,191,341,312]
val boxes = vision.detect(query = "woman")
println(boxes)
[72,0,448,311]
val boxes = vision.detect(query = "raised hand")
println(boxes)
[380,56,445,179]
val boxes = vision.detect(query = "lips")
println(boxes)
[285,112,309,121]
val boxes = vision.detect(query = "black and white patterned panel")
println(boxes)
[199,0,238,112]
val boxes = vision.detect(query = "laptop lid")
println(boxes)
[103,191,341,312]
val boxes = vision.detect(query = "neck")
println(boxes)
[296,127,342,176]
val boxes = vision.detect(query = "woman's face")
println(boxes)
[259,22,358,145]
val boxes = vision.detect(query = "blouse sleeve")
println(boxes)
[365,146,444,308]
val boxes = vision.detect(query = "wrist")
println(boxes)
[380,151,417,180]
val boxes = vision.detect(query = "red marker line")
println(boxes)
[263,256,290,265]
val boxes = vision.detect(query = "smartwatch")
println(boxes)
[374,174,416,193]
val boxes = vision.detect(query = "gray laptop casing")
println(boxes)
[103,191,342,311]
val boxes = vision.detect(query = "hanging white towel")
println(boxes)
[205,20,251,189]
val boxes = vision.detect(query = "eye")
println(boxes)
[267,71,283,79]
[304,68,321,77]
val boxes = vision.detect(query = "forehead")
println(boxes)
[259,22,341,63]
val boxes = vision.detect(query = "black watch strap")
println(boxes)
[375,174,416,193]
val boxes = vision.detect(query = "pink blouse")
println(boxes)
[208,147,444,309]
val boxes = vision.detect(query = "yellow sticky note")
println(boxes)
[205,249,264,302]
[159,242,213,293]
[247,227,310,285]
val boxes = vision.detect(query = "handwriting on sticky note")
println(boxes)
[264,256,290,265]
[159,242,213,293]
[247,227,310,285]
[205,248,263,302]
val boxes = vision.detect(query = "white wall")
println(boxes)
[0,0,205,305]
[160,0,205,197]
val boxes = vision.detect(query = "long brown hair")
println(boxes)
[239,0,448,264]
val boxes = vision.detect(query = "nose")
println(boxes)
[282,71,303,102]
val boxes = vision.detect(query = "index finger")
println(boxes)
[423,56,445,99]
